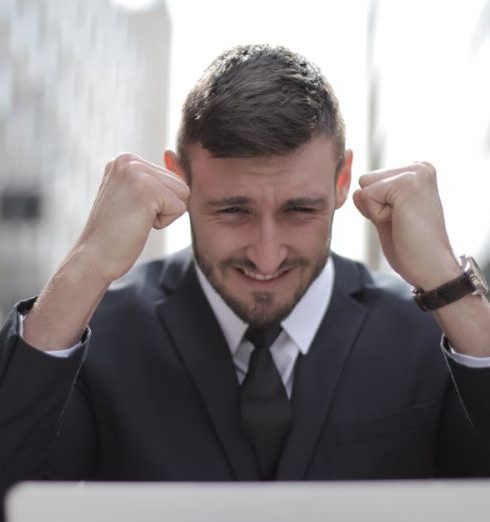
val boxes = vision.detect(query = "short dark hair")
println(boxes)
[177,44,346,176]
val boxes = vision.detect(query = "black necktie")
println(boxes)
[240,325,292,480]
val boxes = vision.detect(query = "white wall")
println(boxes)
[164,0,369,262]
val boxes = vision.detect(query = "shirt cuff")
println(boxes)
[442,335,490,368]
[18,312,83,359]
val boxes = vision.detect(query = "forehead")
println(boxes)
[187,135,339,195]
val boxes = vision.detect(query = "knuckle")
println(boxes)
[399,162,437,193]
[113,152,139,169]
[419,165,437,189]
[416,161,437,179]
[419,160,436,172]
[397,171,419,192]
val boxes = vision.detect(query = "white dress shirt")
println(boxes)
[195,260,490,385]
[195,259,335,398]
[22,258,490,376]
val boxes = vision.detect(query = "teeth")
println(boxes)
[243,269,281,281]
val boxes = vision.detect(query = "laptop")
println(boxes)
[5,480,490,522]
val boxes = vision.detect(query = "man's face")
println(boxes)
[184,135,351,328]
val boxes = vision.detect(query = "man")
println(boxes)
[1,44,490,494]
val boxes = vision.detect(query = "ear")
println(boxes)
[164,150,188,183]
[334,149,353,209]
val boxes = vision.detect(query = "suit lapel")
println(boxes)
[276,255,368,479]
[155,260,258,480]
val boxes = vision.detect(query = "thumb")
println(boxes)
[352,189,369,219]
[352,187,392,224]
[153,198,187,229]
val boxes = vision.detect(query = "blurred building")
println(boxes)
[1,0,490,323]
[0,0,171,321]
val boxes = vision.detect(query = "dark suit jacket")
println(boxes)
[1,249,490,491]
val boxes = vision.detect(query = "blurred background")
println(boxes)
[1,0,489,322]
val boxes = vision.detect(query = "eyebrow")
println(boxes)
[283,197,328,208]
[205,196,252,208]
[205,196,328,209]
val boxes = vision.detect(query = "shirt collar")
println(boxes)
[195,257,335,356]
[195,266,248,354]
[280,257,334,354]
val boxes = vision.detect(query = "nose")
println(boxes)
[245,218,287,275]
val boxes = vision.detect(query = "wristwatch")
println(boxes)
[413,255,489,311]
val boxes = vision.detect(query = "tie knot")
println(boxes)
[245,325,282,351]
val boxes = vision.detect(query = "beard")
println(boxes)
[191,224,330,328]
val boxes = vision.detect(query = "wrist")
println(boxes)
[67,243,116,288]
[411,254,461,292]
[413,255,489,312]
[23,246,112,351]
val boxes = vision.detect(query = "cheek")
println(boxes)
[287,218,333,249]
[192,218,246,258]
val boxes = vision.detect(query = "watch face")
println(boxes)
[466,256,489,295]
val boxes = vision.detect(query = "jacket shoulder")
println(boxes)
[333,253,413,300]
[96,247,193,313]
[332,253,437,330]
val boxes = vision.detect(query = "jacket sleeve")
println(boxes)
[445,352,490,447]
[0,301,95,493]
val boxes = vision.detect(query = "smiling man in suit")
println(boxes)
[1,45,490,493]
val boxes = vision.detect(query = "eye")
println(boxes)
[219,206,248,214]
[287,206,316,214]
[215,206,252,221]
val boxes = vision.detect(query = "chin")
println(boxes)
[226,292,296,327]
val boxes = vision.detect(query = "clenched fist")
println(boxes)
[75,153,190,284]
[352,161,460,290]
[23,152,189,350]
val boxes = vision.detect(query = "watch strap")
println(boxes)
[413,272,475,311]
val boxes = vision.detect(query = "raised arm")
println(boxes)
[23,153,189,351]
[352,161,490,357]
